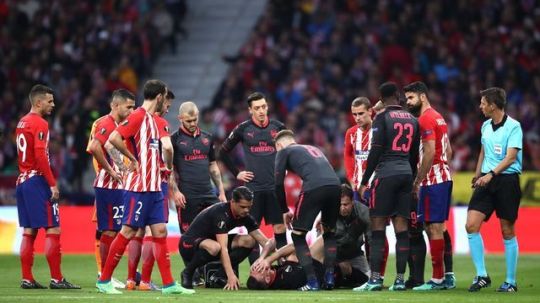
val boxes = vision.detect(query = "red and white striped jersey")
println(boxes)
[117,108,162,192]
[154,114,170,183]
[15,113,56,186]
[344,124,373,190]
[91,115,124,189]
[418,107,452,186]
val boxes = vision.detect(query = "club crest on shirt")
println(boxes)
[201,137,209,146]
[217,221,226,229]
[38,132,44,141]
[270,129,277,138]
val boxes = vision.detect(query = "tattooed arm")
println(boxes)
[209,161,227,202]
[104,140,128,172]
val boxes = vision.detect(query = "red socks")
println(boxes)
[20,234,36,281]
[153,237,173,286]
[100,233,130,282]
[127,236,143,281]
[140,236,155,283]
[99,234,115,273]
[430,239,445,280]
[44,234,63,281]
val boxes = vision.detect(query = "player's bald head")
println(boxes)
[179,101,198,116]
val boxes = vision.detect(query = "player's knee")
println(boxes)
[206,243,221,256]
[465,221,480,234]
[500,225,515,240]
[273,223,286,234]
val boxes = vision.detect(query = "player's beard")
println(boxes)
[407,103,422,117]
[155,100,164,114]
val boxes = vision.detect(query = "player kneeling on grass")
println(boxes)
[247,236,369,290]
[179,186,272,290]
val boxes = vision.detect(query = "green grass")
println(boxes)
[0,254,538,302]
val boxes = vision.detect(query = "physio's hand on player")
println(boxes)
[223,274,240,291]
[50,186,59,201]
[172,190,187,209]
[283,212,294,230]
[237,171,254,182]
[474,174,492,188]
[359,185,367,200]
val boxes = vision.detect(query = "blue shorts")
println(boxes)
[95,187,125,231]
[122,191,165,228]
[162,182,169,223]
[418,181,453,223]
[354,190,371,206]
[16,176,59,229]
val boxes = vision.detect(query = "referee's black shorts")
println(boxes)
[468,173,521,222]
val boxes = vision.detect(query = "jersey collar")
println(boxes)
[180,125,200,137]
[251,116,269,128]
[385,105,403,111]
[491,114,508,132]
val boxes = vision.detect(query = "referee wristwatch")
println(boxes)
[488,170,497,177]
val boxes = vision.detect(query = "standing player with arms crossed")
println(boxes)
[465,88,522,292]
[96,80,192,295]
[16,84,80,289]
[355,82,420,292]
[219,92,287,253]
[404,81,456,290]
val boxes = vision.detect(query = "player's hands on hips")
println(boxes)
[474,174,492,188]
[127,158,139,173]
[359,185,367,200]
[50,186,59,201]
[218,191,227,202]
[108,169,123,185]
[283,212,294,230]
[223,274,240,291]
[237,171,254,182]
[172,190,187,209]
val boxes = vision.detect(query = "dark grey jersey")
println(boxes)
[171,128,216,198]
[361,105,420,185]
[275,144,340,212]
[220,119,285,192]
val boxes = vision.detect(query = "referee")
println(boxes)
[465,87,522,293]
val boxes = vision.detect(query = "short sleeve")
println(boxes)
[33,120,49,149]
[419,115,436,141]
[117,110,144,139]
[243,215,259,233]
[93,120,114,145]
[507,123,523,150]
[221,124,242,152]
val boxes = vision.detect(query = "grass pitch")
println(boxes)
[0,254,538,302]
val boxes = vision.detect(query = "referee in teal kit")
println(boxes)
[464,87,522,293]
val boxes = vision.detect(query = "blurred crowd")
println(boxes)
[211,0,540,177]
[0,0,187,204]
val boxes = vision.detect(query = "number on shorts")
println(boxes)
[17,133,27,162]
[52,203,59,216]
[135,201,143,215]
[113,205,124,219]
